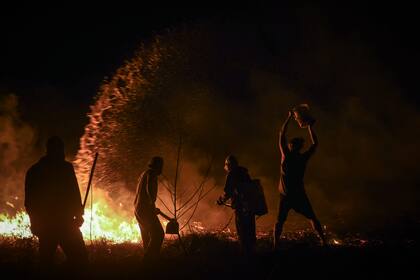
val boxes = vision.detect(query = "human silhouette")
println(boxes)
[24,136,88,267]
[217,155,256,255]
[134,156,165,260]
[274,111,327,249]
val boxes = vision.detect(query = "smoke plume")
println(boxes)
[74,21,420,232]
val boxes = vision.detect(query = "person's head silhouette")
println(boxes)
[148,156,164,175]
[46,136,65,160]
[224,155,238,172]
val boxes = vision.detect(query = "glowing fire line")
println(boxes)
[0,198,142,243]
[0,193,180,244]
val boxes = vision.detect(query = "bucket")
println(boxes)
[165,219,180,234]
[292,104,315,128]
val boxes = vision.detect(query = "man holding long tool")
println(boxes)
[24,136,88,268]
[134,156,165,260]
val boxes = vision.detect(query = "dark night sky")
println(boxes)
[1,2,419,153]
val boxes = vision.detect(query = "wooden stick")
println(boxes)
[83,153,99,209]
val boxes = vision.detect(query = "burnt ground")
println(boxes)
[1,225,419,279]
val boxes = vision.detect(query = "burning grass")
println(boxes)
[1,229,419,279]
[1,195,419,279]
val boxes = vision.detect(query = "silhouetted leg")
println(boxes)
[309,218,327,246]
[296,193,327,246]
[60,226,88,268]
[248,212,256,254]
[139,223,151,252]
[136,212,151,253]
[235,211,243,249]
[235,210,256,255]
[274,195,290,249]
[144,214,164,260]
[39,234,58,268]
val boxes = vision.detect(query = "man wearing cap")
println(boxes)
[134,156,165,260]
[24,136,87,268]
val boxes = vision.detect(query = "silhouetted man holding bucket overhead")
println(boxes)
[134,156,165,260]
[24,136,88,268]
[274,110,327,249]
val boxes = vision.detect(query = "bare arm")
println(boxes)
[305,124,318,157]
[279,111,293,158]
[69,165,83,217]
[308,125,318,146]
[68,164,84,226]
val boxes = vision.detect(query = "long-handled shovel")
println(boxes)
[82,153,99,209]
[82,153,99,243]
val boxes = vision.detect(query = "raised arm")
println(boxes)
[279,111,293,158]
[305,124,318,158]
[308,124,318,146]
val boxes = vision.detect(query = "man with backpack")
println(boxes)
[217,155,257,255]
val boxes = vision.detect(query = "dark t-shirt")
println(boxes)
[24,156,83,225]
[279,146,316,196]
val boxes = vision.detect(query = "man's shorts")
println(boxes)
[277,192,317,221]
